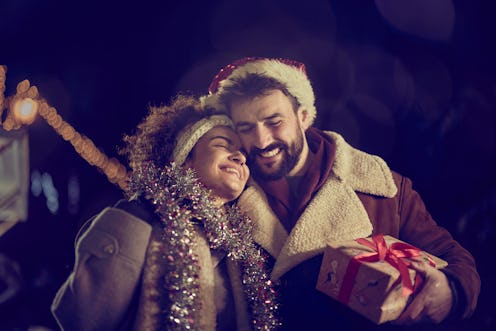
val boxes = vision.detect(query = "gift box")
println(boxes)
[316,234,448,324]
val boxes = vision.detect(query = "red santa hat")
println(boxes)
[201,57,317,125]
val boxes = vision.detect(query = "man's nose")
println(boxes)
[253,126,272,149]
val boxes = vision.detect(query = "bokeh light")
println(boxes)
[12,98,38,125]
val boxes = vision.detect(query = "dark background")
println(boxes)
[0,1,495,330]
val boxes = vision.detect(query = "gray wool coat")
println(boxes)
[51,206,252,331]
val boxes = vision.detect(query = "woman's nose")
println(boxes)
[229,150,246,165]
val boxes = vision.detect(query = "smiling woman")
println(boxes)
[186,126,249,205]
[50,94,279,331]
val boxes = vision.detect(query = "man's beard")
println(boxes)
[248,130,304,181]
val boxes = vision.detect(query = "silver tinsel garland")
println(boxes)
[128,162,279,330]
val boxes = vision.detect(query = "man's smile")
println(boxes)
[258,148,281,158]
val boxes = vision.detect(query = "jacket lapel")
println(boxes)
[271,176,373,280]
[238,131,397,281]
[238,183,289,258]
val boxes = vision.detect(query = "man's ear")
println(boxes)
[298,107,311,130]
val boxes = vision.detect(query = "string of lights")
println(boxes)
[0,66,129,190]
[0,66,5,119]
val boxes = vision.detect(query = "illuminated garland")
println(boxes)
[0,66,6,117]
[0,75,129,190]
[127,162,279,331]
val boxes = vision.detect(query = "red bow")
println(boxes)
[337,234,434,304]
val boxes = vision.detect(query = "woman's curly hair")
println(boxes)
[120,94,210,171]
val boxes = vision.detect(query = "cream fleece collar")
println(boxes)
[237,131,397,280]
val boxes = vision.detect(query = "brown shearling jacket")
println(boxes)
[237,131,479,330]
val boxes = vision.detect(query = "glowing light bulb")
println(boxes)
[13,98,39,124]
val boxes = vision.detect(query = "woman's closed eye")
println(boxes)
[214,144,230,151]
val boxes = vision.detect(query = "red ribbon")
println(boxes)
[337,234,435,305]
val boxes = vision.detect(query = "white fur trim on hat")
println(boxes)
[201,58,317,126]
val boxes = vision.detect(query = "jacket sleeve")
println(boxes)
[396,174,481,319]
[51,206,152,331]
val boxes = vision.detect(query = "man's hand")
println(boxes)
[394,260,453,325]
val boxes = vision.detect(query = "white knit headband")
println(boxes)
[172,114,234,165]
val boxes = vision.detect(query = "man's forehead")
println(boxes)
[230,97,289,123]
[231,103,290,126]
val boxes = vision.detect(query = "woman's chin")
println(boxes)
[211,191,243,206]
